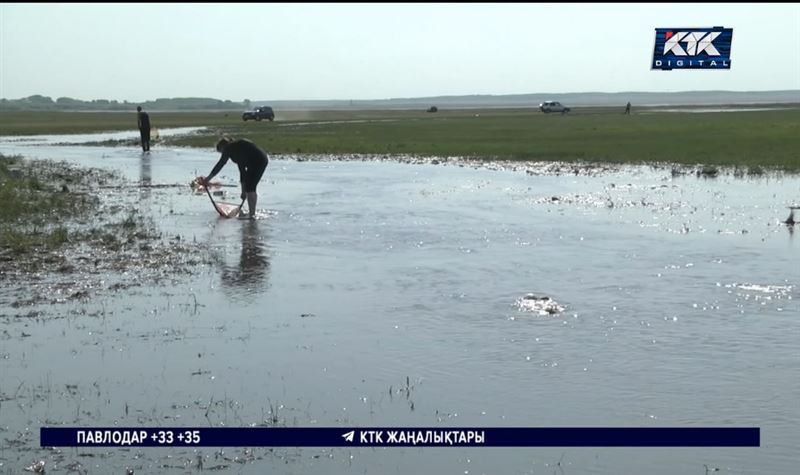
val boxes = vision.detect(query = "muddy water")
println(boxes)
[1,131,798,474]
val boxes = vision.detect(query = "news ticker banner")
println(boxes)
[41,427,760,448]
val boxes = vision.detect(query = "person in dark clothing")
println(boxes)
[136,106,151,151]
[199,137,269,219]
[624,102,631,115]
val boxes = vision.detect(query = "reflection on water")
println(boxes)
[139,153,152,202]
[217,220,271,300]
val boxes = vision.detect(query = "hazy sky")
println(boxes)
[1,3,798,101]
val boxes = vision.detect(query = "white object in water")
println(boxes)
[516,294,565,315]
[24,461,45,473]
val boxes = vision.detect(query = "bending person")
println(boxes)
[199,137,269,219]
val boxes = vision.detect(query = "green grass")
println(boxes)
[0,227,70,253]
[2,107,799,170]
[0,155,105,254]
[177,108,800,170]
[0,155,108,221]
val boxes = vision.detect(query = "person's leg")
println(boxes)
[244,159,267,218]
[247,192,257,218]
[139,130,146,151]
[144,129,151,151]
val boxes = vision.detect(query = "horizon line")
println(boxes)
[3,89,799,104]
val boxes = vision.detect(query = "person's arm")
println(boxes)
[204,154,229,183]
[137,113,141,129]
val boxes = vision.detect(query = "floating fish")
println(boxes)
[24,460,45,473]
[516,294,565,315]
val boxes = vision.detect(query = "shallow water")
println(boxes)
[0,126,205,146]
[0,132,798,474]
[644,107,793,114]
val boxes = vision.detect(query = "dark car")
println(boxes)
[242,106,275,122]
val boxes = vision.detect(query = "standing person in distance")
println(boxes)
[198,137,269,220]
[137,106,151,152]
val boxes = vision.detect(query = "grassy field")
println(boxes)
[0,155,102,255]
[2,107,799,170]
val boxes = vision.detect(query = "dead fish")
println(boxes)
[24,460,45,473]
[516,294,565,315]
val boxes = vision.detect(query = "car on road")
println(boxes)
[242,106,275,122]
[539,101,570,114]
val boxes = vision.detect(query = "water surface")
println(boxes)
[0,132,798,474]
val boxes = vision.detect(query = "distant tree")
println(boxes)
[26,95,54,105]
[56,97,86,109]
[4,95,254,111]
[244,99,251,109]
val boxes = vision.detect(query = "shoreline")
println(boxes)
[0,155,211,316]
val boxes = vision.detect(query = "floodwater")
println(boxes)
[643,107,794,114]
[1,130,799,474]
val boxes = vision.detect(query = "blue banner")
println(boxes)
[652,27,733,70]
[41,427,760,447]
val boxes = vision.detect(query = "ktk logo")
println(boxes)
[652,27,732,70]
[663,31,721,56]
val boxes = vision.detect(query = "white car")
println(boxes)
[539,101,571,114]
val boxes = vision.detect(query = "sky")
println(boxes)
[1,3,799,102]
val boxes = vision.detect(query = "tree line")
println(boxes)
[0,95,252,111]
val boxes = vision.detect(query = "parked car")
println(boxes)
[242,106,275,122]
[539,101,570,114]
